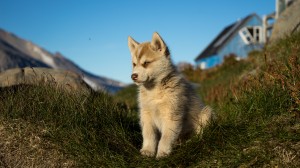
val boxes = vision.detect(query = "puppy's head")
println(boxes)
[128,32,170,85]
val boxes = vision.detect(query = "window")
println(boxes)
[239,26,262,44]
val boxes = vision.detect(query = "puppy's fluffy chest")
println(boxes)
[139,86,167,111]
[139,86,172,128]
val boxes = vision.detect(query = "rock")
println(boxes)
[270,0,300,42]
[0,67,91,93]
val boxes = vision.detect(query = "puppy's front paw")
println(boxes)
[156,150,170,159]
[140,148,155,157]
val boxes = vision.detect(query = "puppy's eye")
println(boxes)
[142,61,151,68]
[133,63,136,67]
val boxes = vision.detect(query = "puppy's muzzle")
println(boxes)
[131,73,138,81]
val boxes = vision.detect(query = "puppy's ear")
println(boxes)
[151,32,166,52]
[128,36,139,53]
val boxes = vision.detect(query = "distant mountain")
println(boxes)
[0,28,125,93]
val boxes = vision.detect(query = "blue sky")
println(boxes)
[0,0,275,84]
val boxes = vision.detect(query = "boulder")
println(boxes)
[0,67,91,92]
[270,0,300,42]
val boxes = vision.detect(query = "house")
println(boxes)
[195,13,264,69]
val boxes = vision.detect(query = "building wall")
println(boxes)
[195,54,220,69]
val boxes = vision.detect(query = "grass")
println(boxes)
[0,32,299,167]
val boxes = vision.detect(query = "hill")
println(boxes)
[0,28,124,93]
[0,31,299,167]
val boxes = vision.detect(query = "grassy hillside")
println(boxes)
[0,32,299,167]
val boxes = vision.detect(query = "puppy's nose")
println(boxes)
[131,73,138,81]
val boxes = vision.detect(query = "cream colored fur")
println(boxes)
[128,32,213,158]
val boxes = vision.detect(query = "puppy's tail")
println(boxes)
[196,106,214,135]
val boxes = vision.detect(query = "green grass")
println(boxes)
[114,84,138,112]
[0,32,299,167]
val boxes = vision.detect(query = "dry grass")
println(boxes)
[0,118,74,168]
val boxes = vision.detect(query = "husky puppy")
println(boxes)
[128,32,213,158]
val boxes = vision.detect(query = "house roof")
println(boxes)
[195,13,260,61]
